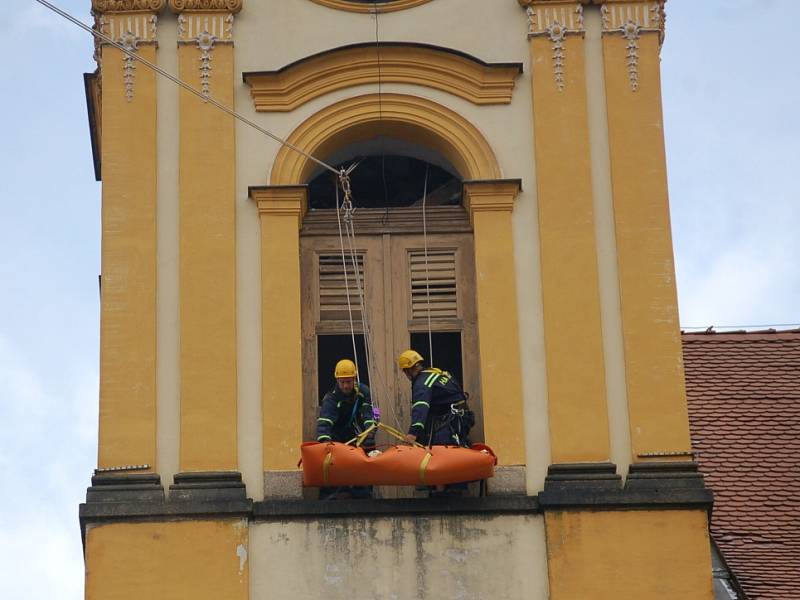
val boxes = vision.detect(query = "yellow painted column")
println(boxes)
[464,181,526,468]
[95,5,164,470]
[545,510,713,599]
[250,187,305,478]
[85,520,249,600]
[171,4,242,472]
[524,0,611,463]
[600,0,692,460]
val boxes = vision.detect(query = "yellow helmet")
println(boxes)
[334,359,357,379]
[398,350,424,370]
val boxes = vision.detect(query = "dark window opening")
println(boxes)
[308,155,462,210]
[316,334,369,405]
[410,331,463,385]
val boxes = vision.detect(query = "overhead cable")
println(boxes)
[34,0,340,176]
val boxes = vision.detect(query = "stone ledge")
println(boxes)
[538,461,714,511]
[253,495,541,520]
[169,471,247,502]
[85,473,165,503]
[538,487,714,511]
[80,498,253,524]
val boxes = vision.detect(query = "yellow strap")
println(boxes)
[377,422,426,447]
[418,452,433,485]
[345,422,378,447]
[322,451,334,486]
[344,422,425,448]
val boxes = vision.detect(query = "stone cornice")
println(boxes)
[250,186,308,223]
[463,180,522,222]
[243,43,522,112]
[168,0,243,12]
[92,0,165,13]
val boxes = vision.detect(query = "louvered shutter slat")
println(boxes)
[409,250,457,319]
[318,254,364,321]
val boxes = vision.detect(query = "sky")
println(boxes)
[0,1,797,598]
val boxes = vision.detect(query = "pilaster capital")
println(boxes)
[91,0,166,13]
[168,0,243,13]
[249,186,308,223]
[463,180,521,222]
[519,1,585,39]
[92,3,163,102]
[598,0,665,41]
[598,0,666,92]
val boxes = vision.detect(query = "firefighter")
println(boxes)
[398,349,475,496]
[316,358,377,499]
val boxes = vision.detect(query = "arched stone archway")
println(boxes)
[269,93,502,188]
[252,93,526,498]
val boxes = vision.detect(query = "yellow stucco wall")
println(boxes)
[178,36,239,472]
[602,28,692,460]
[85,520,249,600]
[252,187,305,472]
[545,509,714,600]
[529,32,611,464]
[98,42,158,471]
[465,181,527,467]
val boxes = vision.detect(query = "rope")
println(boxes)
[334,182,361,386]
[336,170,402,428]
[35,0,339,177]
[421,164,434,366]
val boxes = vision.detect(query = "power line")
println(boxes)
[681,323,800,330]
[34,0,340,176]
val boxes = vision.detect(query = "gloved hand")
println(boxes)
[367,449,382,458]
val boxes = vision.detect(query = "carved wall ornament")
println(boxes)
[119,31,140,102]
[94,12,159,101]
[178,12,234,98]
[92,0,165,12]
[196,30,216,98]
[601,1,665,92]
[621,20,641,91]
[169,0,243,12]
[525,2,584,92]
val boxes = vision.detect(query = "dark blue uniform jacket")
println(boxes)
[316,382,376,446]
[408,368,469,446]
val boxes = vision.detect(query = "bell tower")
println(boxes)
[81,1,715,598]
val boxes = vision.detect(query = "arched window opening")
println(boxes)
[299,136,482,496]
[306,139,463,210]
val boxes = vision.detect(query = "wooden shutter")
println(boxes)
[318,253,364,321]
[409,249,458,319]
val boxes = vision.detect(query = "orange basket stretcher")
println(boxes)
[300,423,497,487]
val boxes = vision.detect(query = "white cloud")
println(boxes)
[0,334,96,600]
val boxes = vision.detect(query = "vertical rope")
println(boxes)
[334,180,361,386]
[422,164,434,367]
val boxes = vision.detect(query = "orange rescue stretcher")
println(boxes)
[300,423,497,487]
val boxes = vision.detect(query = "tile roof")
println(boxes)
[683,329,800,600]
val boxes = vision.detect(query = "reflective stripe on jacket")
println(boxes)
[316,382,376,444]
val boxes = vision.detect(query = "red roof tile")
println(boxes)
[683,329,800,600]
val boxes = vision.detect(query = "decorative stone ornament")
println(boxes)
[176,12,234,98]
[521,2,585,92]
[119,31,140,102]
[92,0,165,11]
[170,0,239,99]
[600,0,666,92]
[92,2,162,102]
[169,0,243,13]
